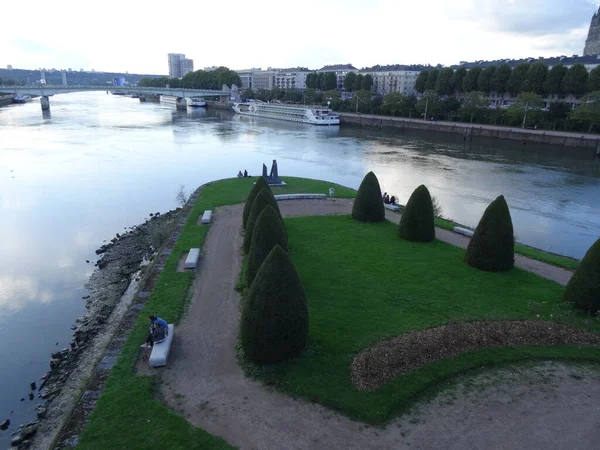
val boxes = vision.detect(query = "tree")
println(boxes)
[240,245,308,365]
[343,72,356,91]
[242,88,255,99]
[246,205,288,288]
[306,73,317,89]
[316,73,324,90]
[462,67,482,93]
[449,67,467,94]
[465,195,514,272]
[461,91,487,123]
[322,72,337,91]
[352,171,385,222]
[562,237,600,312]
[435,68,454,96]
[477,66,496,93]
[543,64,568,95]
[546,102,571,130]
[588,66,600,92]
[381,92,405,116]
[416,91,443,119]
[493,63,512,94]
[507,63,529,96]
[303,88,319,104]
[415,71,428,94]
[522,61,547,95]
[562,64,589,96]
[242,177,270,229]
[353,90,372,113]
[425,69,439,91]
[569,91,600,132]
[181,67,241,90]
[243,188,282,254]
[352,74,364,92]
[507,92,543,128]
[362,74,374,91]
[398,185,435,242]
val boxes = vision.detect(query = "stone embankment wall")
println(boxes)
[340,114,600,150]
[0,94,15,107]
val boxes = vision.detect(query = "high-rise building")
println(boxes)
[585,7,600,56]
[168,53,194,78]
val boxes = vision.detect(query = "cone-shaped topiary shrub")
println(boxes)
[352,171,385,222]
[240,245,309,365]
[242,177,271,229]
[563,237,600,312]
[243,188,282,254]
[246,205,288,288]
[465,195,514,272]
[398,185,435,242]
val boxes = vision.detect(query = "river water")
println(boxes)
[0,92,599,443]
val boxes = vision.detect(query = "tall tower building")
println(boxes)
[168,53,194,78]
[584,8,600,55]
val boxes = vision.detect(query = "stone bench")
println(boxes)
[200,210,213,224]
[454,226,474,237]
[184,248,200,269]
[149,324,174,367]
[274,194,327,201]
[384,204,400,212]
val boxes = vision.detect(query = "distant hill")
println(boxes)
[0,68,164,86]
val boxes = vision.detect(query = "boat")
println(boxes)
[232,102,340,125]
[12,94,32,104]
[159,95,178,106]
[111,91,126,96]
[187,97,207,107]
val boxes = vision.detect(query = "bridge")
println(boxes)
[0,85,239,112]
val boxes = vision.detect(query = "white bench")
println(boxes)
[454,226,474,237]
[149,324,174,367]
[274,194,327,201]
[184,248,200,269]
[200,210,213,224]
[384,204,400,212]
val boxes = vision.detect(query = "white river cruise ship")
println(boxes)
[232,101,340,125]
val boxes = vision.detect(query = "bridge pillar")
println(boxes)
[40,96,50,111]
[176,97,187,111]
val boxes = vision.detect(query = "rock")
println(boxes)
[21,439,32,449]
[0,419,9,430]
[20,398,24,402]
[51,351,62,360]
[11,434,23,446]
[21,423,38,438]
[36,407,47,419]
[50,358,61,371]
[28,393,34,400]
[86,260,90,263]
[30,382,36,391]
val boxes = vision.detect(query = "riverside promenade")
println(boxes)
[340,112,600,150]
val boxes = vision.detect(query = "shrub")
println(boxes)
[246,205,288,287]
[240,245,309,365]
[352,171,385,222]
[465,195,514,272]
[243,188,282,254]
[242,177,270,229]
[398,185,435,242]
[563,237,600,312]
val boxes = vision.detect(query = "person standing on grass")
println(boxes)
[141,315,168,348]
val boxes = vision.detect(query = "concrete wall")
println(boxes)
[0,95,14,107]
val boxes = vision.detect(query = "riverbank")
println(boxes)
[341,112,600,150]
[0,94,15,107]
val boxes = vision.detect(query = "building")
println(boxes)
[168,53,194,78]
[585,7,600,56]
[6,65,12,70]
[317,64,358,89]
[235,69,260,89]
[452,55,600,73]
[361,65,421,96]
[273,68,309,90]
[251,70,276,90]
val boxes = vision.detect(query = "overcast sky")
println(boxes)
[1,0,600,75]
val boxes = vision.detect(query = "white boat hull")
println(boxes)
[232,103,339,126]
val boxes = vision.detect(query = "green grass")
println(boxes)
[433,216,579,270]
[77,177,353,450]
[241,215,600,425]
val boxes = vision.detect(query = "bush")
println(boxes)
[465,195,514,272]
[243,188,282,254]
[240,245,309,365]
[563,237,600,312]
[352,171,385,222]
[398,185,435,242]
[242,177,270,229]
[246,205,288,287]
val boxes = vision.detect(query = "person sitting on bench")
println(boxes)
[141,315,168,348]
[390,195,396,205]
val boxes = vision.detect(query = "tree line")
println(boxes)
[139,67,241,90]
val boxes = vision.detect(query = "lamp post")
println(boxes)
[521,102,529,129]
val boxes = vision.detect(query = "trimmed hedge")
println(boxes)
[352,171,385,222]
[398,185,435,242]
[243,188,282,254]
[240,245,309,365]
[242,177,270,229]
[465,195,514,272]
[246,205,288,288]
[563,237,600,312]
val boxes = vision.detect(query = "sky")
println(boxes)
[1,0,600,75]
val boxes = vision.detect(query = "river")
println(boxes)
[0,92,599,444]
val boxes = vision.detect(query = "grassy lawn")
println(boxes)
[433,216,579,270]
[77,177,353,450]
[243,215,600,425]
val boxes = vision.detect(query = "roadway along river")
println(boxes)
[0,91,599,443]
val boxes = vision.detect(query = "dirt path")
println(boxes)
[161,199,591,450]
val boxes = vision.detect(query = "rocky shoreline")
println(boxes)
[7,209,181,449]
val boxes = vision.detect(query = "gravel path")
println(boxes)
[160,199,591,450]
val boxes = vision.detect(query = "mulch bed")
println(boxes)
[351,320,600,392]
